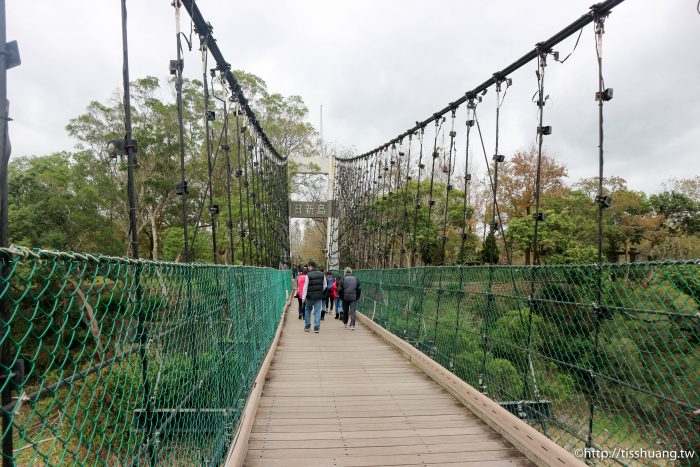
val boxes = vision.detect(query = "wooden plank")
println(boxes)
[246,440,511,458]
[252,410,470,419]
[242,305,537,467]
[252,414,470,426]
[249,426,494,441]
[258,395,453,405]
[397,462,532,467]
[358,312,584,467]
[244,449,526,467]
[254,400,463,411]
[223,296,291,466]
[247,432,505,450]
[252,419,487,433]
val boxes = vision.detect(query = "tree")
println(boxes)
[498,146,568,219]
[235,70,317,159]
[66,76,189,259]
[356,179,478,266]
[508,209,597,264]
[650,191,700,236]
[575,175,628,200]
[54,72,316,262]
[481,232,499,264]
[605,189,657,262]
[8,152,123,254]
[497,147,567,264]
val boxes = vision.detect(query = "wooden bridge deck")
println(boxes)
[243,307,534,467]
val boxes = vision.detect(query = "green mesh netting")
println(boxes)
[0,246,291,465]
[354,262,699,465]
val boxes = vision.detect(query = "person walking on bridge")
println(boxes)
[338,267,361,330]
[301,260,327,333]
[295,268,307,319]
[331,275,341,319]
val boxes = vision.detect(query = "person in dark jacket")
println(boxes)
[338,267,360,330]
[301,260,327,333]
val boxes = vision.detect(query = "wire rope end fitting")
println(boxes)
[175,180,188,196]
[595,88,614,102]
[537,125,552,135]
[169,59,183,76]
[595,194,613,208]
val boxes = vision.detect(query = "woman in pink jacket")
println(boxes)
[296,268,307,319]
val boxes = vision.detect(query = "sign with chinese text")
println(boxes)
[289,200,336,218]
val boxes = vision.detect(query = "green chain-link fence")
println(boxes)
[0,246,291,466]
[355,262,699,465]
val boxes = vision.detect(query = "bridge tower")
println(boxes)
[289,155,339,270]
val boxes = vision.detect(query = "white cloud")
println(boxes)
[5,0,699,191]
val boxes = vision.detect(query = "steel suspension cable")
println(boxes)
[383,145,397,267]
[398,133,413,268]
[490,80,504,260]
[371,153,383,268]
[174,0,190,262]
[249,141,260,264]
[259,144,269,265]
[426,118,445,264]
[363,157,373,267]
[440,109,457,265]
[523,49,549,410]
[587,9,611,454]
[187,104,229,257]
[410,126,425,267]
[119,2,153,463]
[393,143,404,267]
[241,127,253,265]
[233,108,246,264]
[214,77,235,264]
[459,99,476,264]
[200,35,218,264]
[356,158,371,267]
[473,108,514,265]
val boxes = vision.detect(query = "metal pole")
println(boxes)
[588,12,608,455]
[174,1,190,262]
[120,0,152,464]
[0,2,13,464]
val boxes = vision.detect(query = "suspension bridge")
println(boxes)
[0,0,697,466]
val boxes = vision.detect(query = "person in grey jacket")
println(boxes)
[338,267,361,330]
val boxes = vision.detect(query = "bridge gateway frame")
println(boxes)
[289,155,339,271]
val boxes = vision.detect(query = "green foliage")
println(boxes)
[480,232,499,264]
[357,263,698,460]
[10,72,304,264]
[491,309,543,369]
[486,358,523,400]
[666,267,700,309]
[161,227,214,263]
[352,179,478,266]
[651,190,700,235]
[8,153,124,254]
[4,249,292,465]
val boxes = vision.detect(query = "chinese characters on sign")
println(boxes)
[289,201,335,218]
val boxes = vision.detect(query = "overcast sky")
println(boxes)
[6,0,700,193]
